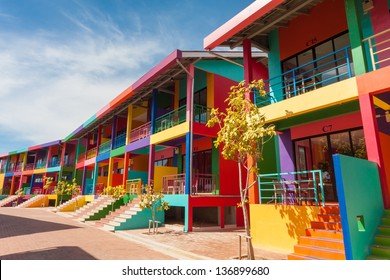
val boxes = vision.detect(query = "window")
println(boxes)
[155,158,173,167]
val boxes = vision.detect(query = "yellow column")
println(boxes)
[126,105,133,145]
[107,157,114,187]
[207,73,214,108]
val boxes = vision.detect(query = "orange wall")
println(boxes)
[279,0,347,60]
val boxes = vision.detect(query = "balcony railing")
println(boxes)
[113,133,126,149]
[86,147,98,159]
[48,158,60,168]
[363,28,390,71]
[24,163,34,171]
[258,170,325,206]
[6,163,15,172]
[98,141,111,155]
[255,46,353,107]
[129,122,151,143]
[194,104,212,124]
[15,162,24,172]
[0,166,4,173]
[35,160,47,169]
[155,105,186,133]
[162,173,217,195]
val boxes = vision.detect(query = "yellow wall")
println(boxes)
[153,166,178,192]
[59,196,86,212]
[150,122,189,145]
[250,204,321,253]
[207,73,214,108]
[263,78,358,123]
[33,169,46,174]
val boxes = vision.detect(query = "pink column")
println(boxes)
[359,93,390,208]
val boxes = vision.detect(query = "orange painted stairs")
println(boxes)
[288,206,346,260]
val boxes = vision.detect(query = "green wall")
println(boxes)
[128,171,148,185]
[334,154,384,260]
[194,68,207,92]
[194,60,244,82]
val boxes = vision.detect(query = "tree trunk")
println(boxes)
[238,161,255,260]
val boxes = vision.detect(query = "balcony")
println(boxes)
[129,122,151,143]
[15,162,24,172]
[255,46,353,107]
[6,163,16,172]
[258,170,326,206]
[48,158,60,168]
[363,28,390,71]
[113,133,126,149]
[194,104,212,124]
[0,166,4,173]
[86,147,98,159]
[24,163,34,171]
[35,160,47,169]
[162,173,217,195]
[98,141,111,155]
[155,105,186,133]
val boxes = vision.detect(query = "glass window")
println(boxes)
[330,132,352,156]
[351,129,367,159]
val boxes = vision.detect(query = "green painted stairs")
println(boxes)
[367,209,390,260]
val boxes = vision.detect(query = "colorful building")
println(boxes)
[1,0,390,260]
[204,0,390,259]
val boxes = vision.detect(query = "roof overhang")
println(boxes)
[64,50,266,141]
[204,0,321,52]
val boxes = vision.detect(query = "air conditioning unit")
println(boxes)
[363,0,374,14]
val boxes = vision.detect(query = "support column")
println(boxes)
[91,163,99,195]
[185,132,191,195]
[243,38,258,204]
[81,166,87,194]
[122,152,129,187]
[59,142,67,180]
[184,204,193,232]
[150,89,158,134]
[126,105,133,145]
[111,116,117,150]
[107,157,114,187]
[186,64,195,194]
[359,93,390,208]
[219,206,225,229]
[148,144,155,186]
[10,176,16,195]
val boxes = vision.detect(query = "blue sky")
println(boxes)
[0,0,253,154]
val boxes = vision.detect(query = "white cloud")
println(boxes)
[0,8,172,153]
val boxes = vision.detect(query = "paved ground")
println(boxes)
[0,207,287,260]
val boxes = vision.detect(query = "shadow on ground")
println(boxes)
[0,214,80,239]
[0,246,96,260]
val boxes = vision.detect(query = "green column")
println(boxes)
[268,29,283,101]
[344,0,368,75]
[211,138,220,194]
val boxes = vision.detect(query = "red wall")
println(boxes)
[379,132,390,205]
[279,0,347,60]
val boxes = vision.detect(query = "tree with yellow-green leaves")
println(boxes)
[54,178,78,207]
[102,185,126,212]
[206,80,275,260]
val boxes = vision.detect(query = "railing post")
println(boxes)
[346,47,353,79]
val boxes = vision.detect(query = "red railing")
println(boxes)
[129,122,151,143]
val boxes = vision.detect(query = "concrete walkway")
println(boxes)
[0,207,287,260]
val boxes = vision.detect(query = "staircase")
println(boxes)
[0,195,18,207]
[95,197,144,231]
[288,205,346,260]
[71,196,115,221]
[367,209,390,260]
[16,195,46,208]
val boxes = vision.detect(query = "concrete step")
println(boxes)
[299,236,344,251]
[316,214,341,223]
[305,228,343,240]
[294,245,345,260]
[370,245,390,259]
[382,217,390,226]
[319,206,340,215]
[310,221,342,231]
[375,235,390,247]
[378,225,390,236]
[287,253,325,260]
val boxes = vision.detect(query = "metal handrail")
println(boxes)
[129,122,151,143]
[162,173,218,195]
[155,105,187,133]
[113,133,126,149]
[86,147,98,159]
[362,28,390,70]
[35,160,47,169]
[194,104,212,124]
[98,141,111,154]
[258,170,325,206]
[255,46,353,107]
